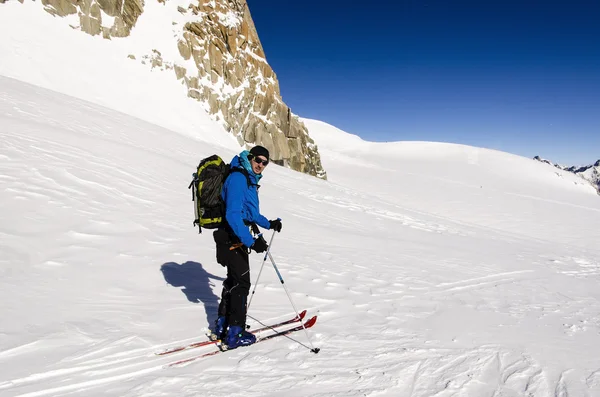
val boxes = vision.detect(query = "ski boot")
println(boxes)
[225,325,256,349]
[211,316,228,341]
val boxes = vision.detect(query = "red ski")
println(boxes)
[165,315,318,368]
[155,310,307,356]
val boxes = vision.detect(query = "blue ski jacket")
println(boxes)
[221,150,270,248]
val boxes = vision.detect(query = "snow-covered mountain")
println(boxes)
[2,2,600,396]
[534,156,600,195]
[2,76,600,396]
[0,0,326,177]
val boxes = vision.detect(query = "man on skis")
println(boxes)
[212,145,283,349]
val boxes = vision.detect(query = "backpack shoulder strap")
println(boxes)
[225,167,260,236]
[228,167,253,187]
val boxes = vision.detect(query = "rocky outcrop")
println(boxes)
[31,0,326,178]
[534,156,600,195]
[171,0,325,177]
[41,0,144,38]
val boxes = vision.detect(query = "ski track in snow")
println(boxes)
[0,334,587,397]
[1,79,600,395]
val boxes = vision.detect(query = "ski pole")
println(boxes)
[247,229,277,314]
[267,251,320,353]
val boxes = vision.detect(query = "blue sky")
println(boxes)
[249,0,599,166]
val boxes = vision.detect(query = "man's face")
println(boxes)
[251,155,269,174]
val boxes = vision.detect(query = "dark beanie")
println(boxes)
[249,145,270,160]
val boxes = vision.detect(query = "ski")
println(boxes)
[165,315,318,368]
[155,310,307,356]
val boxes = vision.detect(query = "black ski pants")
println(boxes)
[217,245,251,327]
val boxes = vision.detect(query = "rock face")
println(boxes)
[534,156,600,195]
[41,0,144,38]
[31,0,327,178]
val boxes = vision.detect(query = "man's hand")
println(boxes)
[269,219,282,233]
[251,235,268,253]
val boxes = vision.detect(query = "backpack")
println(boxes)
[188,154,250,233]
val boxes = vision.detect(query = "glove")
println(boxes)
[251,235,268,253]
[269,219,282,233]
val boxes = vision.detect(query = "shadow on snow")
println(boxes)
[160,261,224,326]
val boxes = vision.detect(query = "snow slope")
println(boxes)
[0,0,238,150]
[304,118,599,250]
[534,156,600,196]
[2,76,600,397]
[2,1,600,395]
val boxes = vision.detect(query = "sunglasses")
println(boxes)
[252,157,269,166]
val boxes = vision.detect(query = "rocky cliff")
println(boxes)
[17,0,326,178]
[534,156,600,195]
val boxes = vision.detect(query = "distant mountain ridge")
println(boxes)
[534,156,600,195]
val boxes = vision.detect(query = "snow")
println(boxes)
[0,1,237,150]
[304,118,599,250]
[215,10,242,29]
[2,2,600,397]
[100,9,116,29]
